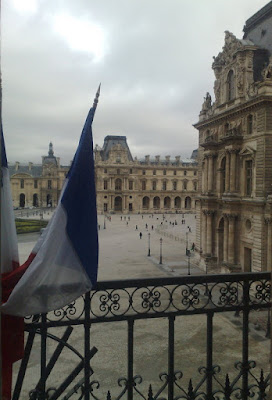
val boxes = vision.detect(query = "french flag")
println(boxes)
[1,127,23,400]
[2,87,99,318]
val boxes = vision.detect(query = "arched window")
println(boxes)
[19,193,25,208]
[153,196,160,209]
[227,70,235,101]
[143,196,150,209]
[185,196,191,209]
[164,196,171,209]
[174,196,181,208]
[33,193,38,207]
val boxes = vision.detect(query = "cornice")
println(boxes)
[194,95,272,130]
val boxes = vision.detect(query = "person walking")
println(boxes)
[139,232,142,239]
[136,225,138,230]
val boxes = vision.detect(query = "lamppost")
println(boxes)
[104,216,106,229]
[186,231,189,256]
[159,238,163,264]
[148,233,151,257]
[187,249,191,275]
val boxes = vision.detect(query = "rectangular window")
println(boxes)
[184,170,187,176]
[129,203,133,211]
[129,181,133,190]
[162,181,167,190]
[152,181,156,190]
[173,181,177,190]
[153,170,156,175]
[142,170,146,175]
[245,160,253,196]
[34,180,38,189]
[244,247,252,272]
[194,171,197,176]
[247,115,253,134]
[163,170,166,175]
[173,170,176,176]
[183,181,187,190]
[20,179,24,189]
[142,181,146,190]
[48,180,52,189]
[104,168,107,173]
[130,169,133,174]
[104,180,108,190]
[104,203,108,212]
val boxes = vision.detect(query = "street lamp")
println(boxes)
[104,217,106,229]
[148,233,151,257]
[187,250,191,275]
[159,238,163,264]
[186,231,189,256]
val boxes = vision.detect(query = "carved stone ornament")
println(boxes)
[264,217,272,225]
[246,82,258,99]
[212,31,243,69]
[262,57,272,80]
[237,59,245,94]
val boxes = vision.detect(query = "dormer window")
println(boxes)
[227,70,235,101]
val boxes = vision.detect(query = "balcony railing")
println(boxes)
[13,272,270,400]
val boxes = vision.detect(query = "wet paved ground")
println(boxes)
[13,212,270,398]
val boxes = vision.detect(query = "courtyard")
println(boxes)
[13,211,270,399]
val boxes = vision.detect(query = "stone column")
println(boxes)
[228,214,236,264]
[225,152,230,193]
[202,211,207,254]
[207,156,213,192]
[206,210,215,256]
[265,218,272,271]
[223,215,228,262]
[229,150,237,193]
[204,157,208,192]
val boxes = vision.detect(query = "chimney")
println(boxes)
[28,162,33,171]
[15,161,20,171]
[175,156,180,164]
[155,155,160,163]
[165,155,170,163]
[145,155,150,163]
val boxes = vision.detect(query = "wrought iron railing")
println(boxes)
[13,272,270,400]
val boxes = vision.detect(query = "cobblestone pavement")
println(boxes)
[14,212,270,398]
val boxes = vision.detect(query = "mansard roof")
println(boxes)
[100,135,133,161]
[243,1,272,37]
[9,164,43,178]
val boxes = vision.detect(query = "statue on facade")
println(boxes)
[201,92,212,111]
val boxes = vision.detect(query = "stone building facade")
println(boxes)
[194,2,272,273]
[9,138,198,213]
[9,143,68,208]
[94,136,198,214]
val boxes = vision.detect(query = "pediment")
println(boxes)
[11,172,32,178]
[239,146,256,157]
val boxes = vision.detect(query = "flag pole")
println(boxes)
[0,0,3,397]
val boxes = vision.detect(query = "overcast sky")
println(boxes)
[2,0,269,165]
